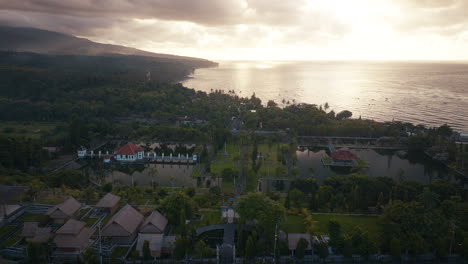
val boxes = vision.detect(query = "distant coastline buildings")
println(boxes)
[76,142,198,163]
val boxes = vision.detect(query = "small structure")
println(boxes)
[140,211,168,234]
[136,210,171,258]
[53,219,92,254]
[329,149,358,167]
[221,206,239,224]
[42,146,61,153]
[102,204,144,243]
[77,146,87,158]
[46,197,81,224]
[103,155,111,163]
[458,132,468,142]
[96,193,121,215]
[21,222,52,243]
[114,143,144,161]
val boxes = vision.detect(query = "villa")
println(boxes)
[136,210,173,258]
[46,197,81,224]
[102,204,144,243]
[114,143,144,161]
[53,219,92,254]
[96,193,121,214]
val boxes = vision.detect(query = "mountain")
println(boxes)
[0,26,217,68]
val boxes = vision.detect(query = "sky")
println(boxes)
[1,0,468,60]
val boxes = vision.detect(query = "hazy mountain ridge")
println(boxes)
[0,26,217,68]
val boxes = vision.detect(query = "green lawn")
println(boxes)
[85,217,98,227]
[221,179,236,193]
[211,162,236,175]
[200,210,221,226]
[311,214,379,238]
[281,215,306,233]
[0,121,60,139]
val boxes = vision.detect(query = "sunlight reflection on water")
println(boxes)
[184,61,468,131]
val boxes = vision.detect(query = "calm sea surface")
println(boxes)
[183,61,468,131]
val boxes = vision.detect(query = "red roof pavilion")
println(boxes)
[114,143,144,156]
[331,150,358,161]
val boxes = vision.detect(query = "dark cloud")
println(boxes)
[0,0,291,26]
[1,0,467,59]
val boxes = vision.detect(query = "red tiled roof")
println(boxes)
[331,150,357,161]
[114,143,144,155]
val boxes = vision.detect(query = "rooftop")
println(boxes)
[56,219,86,235]
[104,204,144,234]
[140,210,168,233]
[331,150,358,161]
[114,143,144,155]
[96,193,121,208]
[46,196,81,217]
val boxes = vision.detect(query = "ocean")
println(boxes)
[183,61,468,132]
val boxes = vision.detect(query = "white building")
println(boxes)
[114,143,144,161]
[77,146,87,158]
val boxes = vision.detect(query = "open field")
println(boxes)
[0,121,61,139]
[281,213,379,238]
[311,214,379,236]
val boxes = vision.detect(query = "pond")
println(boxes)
[296,148,448,184]
[89,163,220,188]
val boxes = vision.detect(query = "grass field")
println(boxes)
[281,213,379,238]
[281,215,306,233]
[0,121,60,139]
[311,214,379,236]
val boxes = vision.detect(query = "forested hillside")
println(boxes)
[0,26,217,67]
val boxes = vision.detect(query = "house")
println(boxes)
[77,146,87,158]
[114,143,144,161]
[46,197,81,224]
[21,222,52,243]
[96,193,121,214]
[102,204,144,243]
[140,211,168,234]
[136,210,171,258]
[53,219,92,254]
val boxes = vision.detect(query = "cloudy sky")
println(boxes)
[1,0,468,60]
